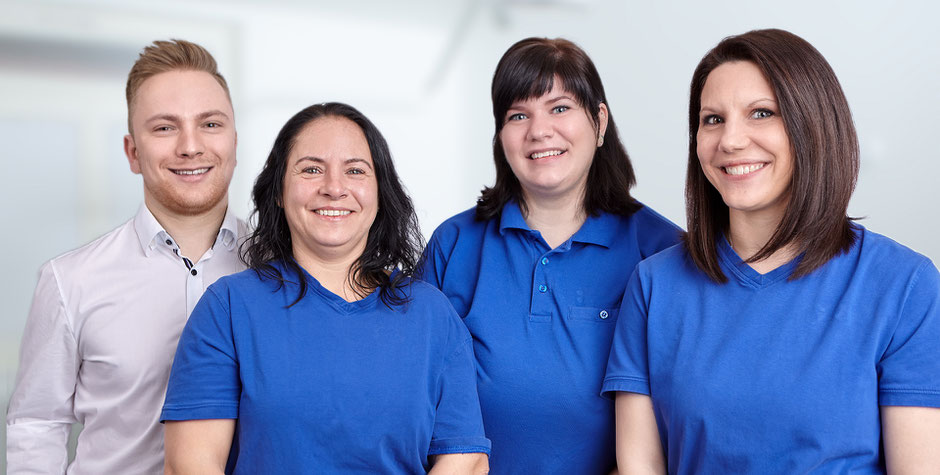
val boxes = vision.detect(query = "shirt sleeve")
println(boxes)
[601,268,652,398]
[6,262,79,475]
[428,328,491,456]
[161,286,240,421]
[878,259,940,407]
[417,230,447,289]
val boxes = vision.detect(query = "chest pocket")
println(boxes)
[568,306,618,323]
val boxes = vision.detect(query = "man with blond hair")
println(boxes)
[6,39,245,473]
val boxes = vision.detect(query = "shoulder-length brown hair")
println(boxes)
[476,37,640,220]
[684,28,859,282]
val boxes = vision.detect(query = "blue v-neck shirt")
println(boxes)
[420,201,681,474]
[162,263,490,473]
[603,227,940,473]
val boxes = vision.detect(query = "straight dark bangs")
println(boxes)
[493,60,597,131]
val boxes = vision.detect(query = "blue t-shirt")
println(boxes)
[420,202,682,474]
[602,227,940,473]
[161,264,491,474]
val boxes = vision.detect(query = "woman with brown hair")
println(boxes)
[420,37,681,473]
[603,28,940,473]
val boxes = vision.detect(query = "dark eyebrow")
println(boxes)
[747,98,777,108]
[295,157,374,170]
[545,95,576,105]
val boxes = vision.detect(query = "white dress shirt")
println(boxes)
[6,204,247,474]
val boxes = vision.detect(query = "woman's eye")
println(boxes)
[506,113,526,122]
[302,167,321,174]
[551,105,570,113]
[752,109,774,119]
[702,115,722,125]
[347,168,365,175]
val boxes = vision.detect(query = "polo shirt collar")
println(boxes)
[498,200,618,249]
[134,203,240,256]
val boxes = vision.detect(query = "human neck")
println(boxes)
[146,195,228,261]
[521,188,586,250]
[293,244,367,303]
[727,210,797,275]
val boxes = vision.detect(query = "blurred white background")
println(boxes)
[2,0,938,469]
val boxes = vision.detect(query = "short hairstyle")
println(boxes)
[125,39,231,133]
[242,102,423,307]
[476,37,640,220]
[684,28,859,283]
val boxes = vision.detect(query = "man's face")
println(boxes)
[124,70,236,218]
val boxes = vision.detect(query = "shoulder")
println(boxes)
[428,207,487,244]
[45,218,137,281]
[630,202,683,233]
[635,242,695,280]
[854,226,935,277]
[624,202,684,256]
[855,225,930,267]
[397,279,468,330]
[208,267,276,295]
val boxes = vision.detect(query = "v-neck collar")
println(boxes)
[717,236,800,289]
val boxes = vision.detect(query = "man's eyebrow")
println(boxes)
[144,110,230,123]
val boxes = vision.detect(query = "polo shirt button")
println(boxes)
[538,284,547,293]
[165,239,172,245]
[540,257,549,265]
[191,269,198,276]
[599,310,609,319]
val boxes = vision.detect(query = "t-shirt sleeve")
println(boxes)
[878,259,940,407]
[417,230,447,289]
[601,268,652,398]
[161,286,240,421]
[428,326,491,456]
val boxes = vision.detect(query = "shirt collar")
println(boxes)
[497,200,618,249]
[134,204,240,257]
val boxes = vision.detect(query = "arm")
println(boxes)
[428,453,489,475]
[6,262,79,474]
[882,406,940,474]
[614,392,666,475]
[164,419,235,475]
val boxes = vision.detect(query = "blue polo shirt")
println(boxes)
[161,264,491,474]
[420,201,681,474]
[603,227,940,473]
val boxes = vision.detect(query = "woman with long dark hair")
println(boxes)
[161,102,490,473]
[420,38,681,473]
[603,29,940,473]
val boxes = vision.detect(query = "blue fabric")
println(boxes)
[420,202,682,474]
[161,263,490,474]
[603,226,940,474]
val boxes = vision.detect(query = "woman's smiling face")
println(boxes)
[696,60,794,223]
[282,116,378,263]
[499,77,607,203]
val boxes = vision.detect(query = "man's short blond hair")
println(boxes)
[125,39,231,134]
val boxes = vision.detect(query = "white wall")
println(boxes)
[2,0,938,469]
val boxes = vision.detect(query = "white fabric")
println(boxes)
[6,204,246,474]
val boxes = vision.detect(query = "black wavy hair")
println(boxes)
[241,102,424,307]
[476,36,640,220]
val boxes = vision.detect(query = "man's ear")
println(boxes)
[124,134,141,175]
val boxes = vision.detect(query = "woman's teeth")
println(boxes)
[724,163,765,176]
[316,209,351,217]
[530,150,564,159]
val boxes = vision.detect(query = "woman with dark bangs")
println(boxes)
[161,103,490,473]
[603,29,940,473]
[420,38,681,473]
